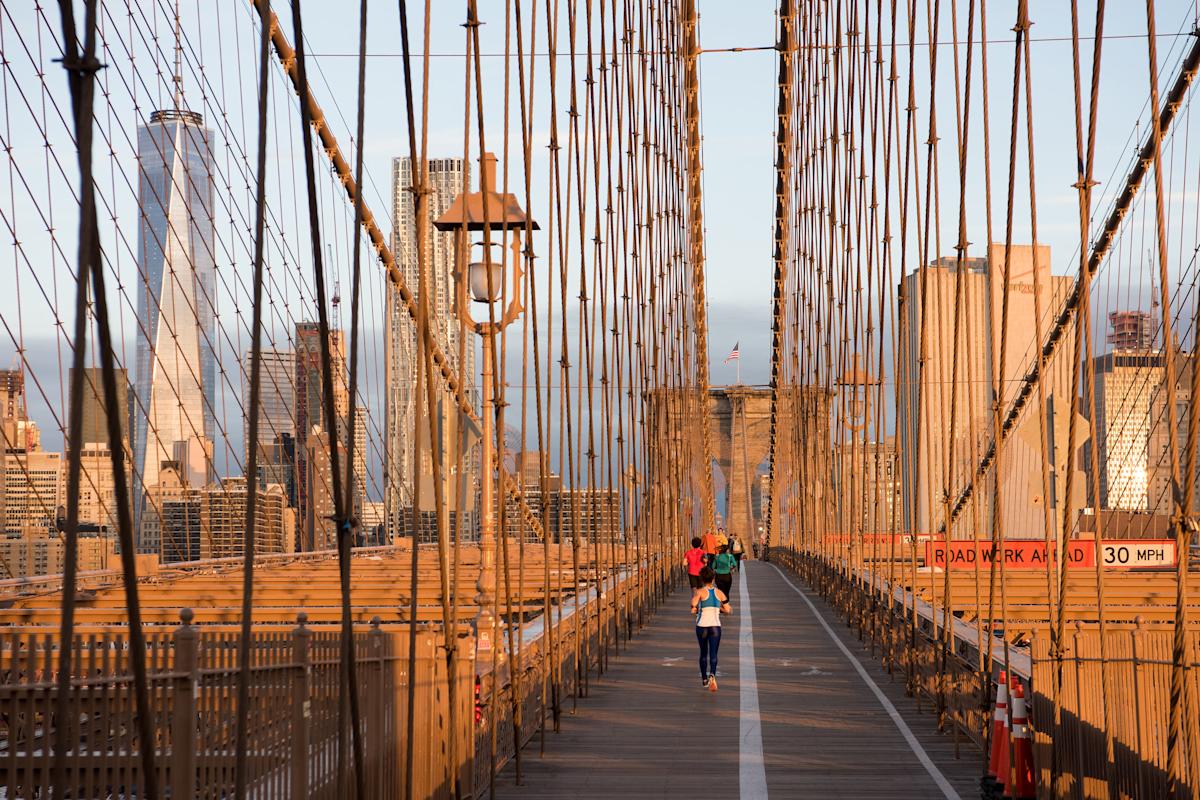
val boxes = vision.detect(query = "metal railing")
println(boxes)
[773,546,1200,800]
[0,612,418,798]
[0,556,668,799]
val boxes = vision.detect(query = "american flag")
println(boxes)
[724,342,740,364]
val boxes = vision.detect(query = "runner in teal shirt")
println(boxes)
[712,544,737,598]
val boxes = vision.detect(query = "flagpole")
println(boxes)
[736,356,741,385]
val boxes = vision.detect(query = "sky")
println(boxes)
[2,1,1200,493]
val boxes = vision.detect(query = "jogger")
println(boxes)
[696,625,722,683]
[684,537,707,589]
[712,545,737,597]
[691,566,731,690]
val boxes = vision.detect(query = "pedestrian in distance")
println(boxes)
[684,537,707,589]
[700,529,719,565]
[730,535,745,565]
[712,544,737,598]
[691,566,731,691]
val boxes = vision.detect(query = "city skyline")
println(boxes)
[0,2,1193,562]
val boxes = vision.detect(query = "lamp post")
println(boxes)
[434,153,537,676]
[837,353,879,554]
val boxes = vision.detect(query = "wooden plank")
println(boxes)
[492,562,979,798]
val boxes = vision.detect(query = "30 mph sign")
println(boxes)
[1099,540,1176,569]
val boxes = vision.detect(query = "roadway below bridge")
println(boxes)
[493,560,978,799]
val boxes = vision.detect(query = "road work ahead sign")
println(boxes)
[924,539,1178,570]
[925,540,1095,569]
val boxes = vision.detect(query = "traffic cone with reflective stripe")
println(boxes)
[981,671,1009,797]
[1004,684,1035,800]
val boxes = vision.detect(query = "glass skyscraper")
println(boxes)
[386,157,474,534]
[132,107,217,531]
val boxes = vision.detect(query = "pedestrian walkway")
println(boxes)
[492,560,979,799]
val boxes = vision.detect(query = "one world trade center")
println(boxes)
[132,94,217,531]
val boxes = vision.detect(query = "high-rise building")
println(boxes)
[0,448,62,537]
[195,478,294,561]
[0,528,116,578]
[1148,354,1200,514]
[360,500,386,546]
[243,348,295,463]
[62,368,133,542]
[255,432,297,510]
[0,369,25,420]
[555,488,620,544]
[294,323,348,546]
[386,157,473,531]
[897,245,1088,538]
[160,494,202,563]
[1091,351,1163,510]
[0,384,40,453]
[172,435,213,490]
[1,367,31,437]
[71,367,132,449]
[304,426,343,551]
[0,372,61,538]
[142,462,198,561]
[132,101,218,517]
[1107,310,1156,351]
[841,438,902,534]
[353,405,368,516]
[78,443,124,534]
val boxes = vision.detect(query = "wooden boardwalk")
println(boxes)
[493,560,979,799]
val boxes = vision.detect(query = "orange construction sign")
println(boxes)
[925,540,1096,569]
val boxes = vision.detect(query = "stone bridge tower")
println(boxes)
[645,386,831,547]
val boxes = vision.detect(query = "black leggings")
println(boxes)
[695,625,722,679]
[714,573,733,597]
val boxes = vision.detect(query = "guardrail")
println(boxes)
[471,557,667,797]
[772,546,1200,799]
[0,553,672,799]
[0,612,419,798]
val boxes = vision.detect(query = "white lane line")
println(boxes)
[767,563,961,800]
[738,565,769,799]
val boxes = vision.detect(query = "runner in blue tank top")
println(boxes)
[690,566,731,691]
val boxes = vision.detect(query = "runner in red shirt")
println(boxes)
[684,537,707,589]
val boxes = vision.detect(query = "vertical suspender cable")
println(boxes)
[341,0,372,792]
[233,0,273,794]
[51,0,105,791]
[287,1,365,794]
[1054,1,1110,793]
[54,1,159,795]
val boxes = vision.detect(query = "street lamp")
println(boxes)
[434,153,537,676]
[838,352,878,435]
[837,353,879,551]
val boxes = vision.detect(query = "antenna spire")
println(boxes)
[173,0,184,110]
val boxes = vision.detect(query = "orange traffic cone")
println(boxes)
[994,677,1021,799]
[982,672,1009,796]
[1004,684,1035,800]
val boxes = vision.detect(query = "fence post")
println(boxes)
[1069,620,1088,796]
[292,612,311,798]
[170,608,198,800]
[368,616,385,795]
[1130,617,1148,799]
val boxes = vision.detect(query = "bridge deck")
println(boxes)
[494,560,979,799]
